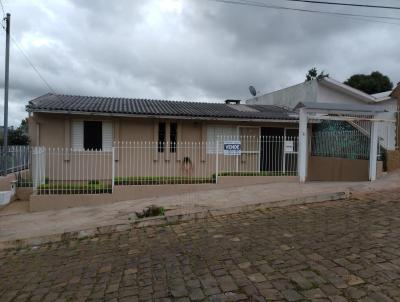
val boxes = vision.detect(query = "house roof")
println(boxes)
[319,78,377,103]
[26,93,298,121]
[247,77,392,105]
[371,90,393,100]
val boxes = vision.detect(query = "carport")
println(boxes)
[297,102,393,183]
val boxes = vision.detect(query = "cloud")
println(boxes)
[0,0,398,126]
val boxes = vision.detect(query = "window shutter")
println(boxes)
[102,121,113,151]
[71,121,83,150]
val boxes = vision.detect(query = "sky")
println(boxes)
[0,0,399,126]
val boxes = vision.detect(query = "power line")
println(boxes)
[9,35,59,95]
[0,0,5,17]
[208,0,400,25]
[278,0,400,10]
[0,1,60,97]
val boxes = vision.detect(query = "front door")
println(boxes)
[260,127,284,172]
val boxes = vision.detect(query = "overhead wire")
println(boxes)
[275,0,400,10]
[0,0,61,100]
[207,0,400,25]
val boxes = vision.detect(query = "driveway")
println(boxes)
[1,189,400,301]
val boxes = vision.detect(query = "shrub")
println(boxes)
[114,176,214,185]
[37,183,112,195]
[135,205,165,218]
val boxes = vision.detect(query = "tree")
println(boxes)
[344,71,393,94]
[0,119,29,145]
[305,67,329,82]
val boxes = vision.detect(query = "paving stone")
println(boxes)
[189,288,205,301]
[170,285,188,298]
[247,273,267,283]
[345,287,367,299]
[369,292,394,302]
[217,276,238,292]
[238,262,251,269]
[287,272,314,290]
[329,296,347,302]
[258,288,282,300]
[303,288,326,299]
[281,289,303,301]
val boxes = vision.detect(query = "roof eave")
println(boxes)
[27,108,299,123]
[319,78,376,103]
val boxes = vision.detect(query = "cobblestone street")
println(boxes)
[1,190,400,301]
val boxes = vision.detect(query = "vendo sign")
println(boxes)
[223,141,241,156]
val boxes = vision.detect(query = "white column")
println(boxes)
[369,120,379,181]
[298,108,308,183]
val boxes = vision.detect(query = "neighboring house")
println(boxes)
[26,93,300,175]
[246,77,398,150]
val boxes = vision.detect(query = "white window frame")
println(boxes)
[71,119,113,152]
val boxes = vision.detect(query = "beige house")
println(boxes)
[26,94,300,180]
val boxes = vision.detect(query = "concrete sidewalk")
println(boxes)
[0,171,399,245]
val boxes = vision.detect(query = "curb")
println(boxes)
[0,191,349,251]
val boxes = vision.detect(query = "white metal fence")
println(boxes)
[20,136,299,194]
[0,145,30,175]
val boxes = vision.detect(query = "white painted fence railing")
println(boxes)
[23,136,299,194]
[0,145,30,175]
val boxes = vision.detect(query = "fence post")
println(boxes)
[112,145,115,193]
[369,121,378,181]
[215,139,219,184]
[298,108,308,183]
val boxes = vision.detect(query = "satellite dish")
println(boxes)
[249,85,257,96]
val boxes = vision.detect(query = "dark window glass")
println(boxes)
[158,122,166,152]
[84,121,102,150]
[170,122,177,153]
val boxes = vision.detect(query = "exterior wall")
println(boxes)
[317,84,365,105]
[29,176,298,212]
[31,112,297,146]
[386,150,400,172]
[308,156,383,181]
[119,118,154,141]
[28,112,298,181]
[0,173,16,191]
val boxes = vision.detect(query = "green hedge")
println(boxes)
[37,183,112,195]
[114,176,215,185]
[215,171,295,177]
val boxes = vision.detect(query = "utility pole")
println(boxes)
[2,13,10,176]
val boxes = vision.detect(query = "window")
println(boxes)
[71,121,113,151]
[158,122,166,153]
[84,121,102,150]
[206,125,237,153]
[170,122,177,153]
